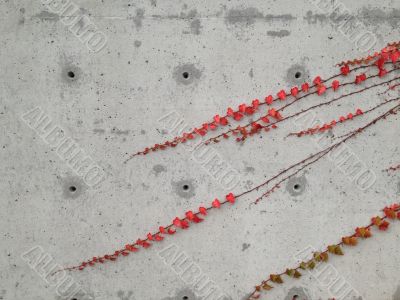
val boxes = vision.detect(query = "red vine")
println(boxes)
[247,204,400,299]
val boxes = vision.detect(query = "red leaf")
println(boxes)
[265,95,273,105]
[268,109,277,118]
[220,117,228,126]
[199,206,207,215]
[301,82,309,92]
[167,228,176,235]
[233,112,243,121]
[277,90,286,100]
[317,85,327,95]
[355,109,363,115]
[261,116,270,123]
[159,226,166,234]
[212,198,221,208]
[245,107,255,115]
[147,233,154,240]
[391,51,400,63]
[252,99,260,109]
[214,115,220,123]
[332,80,340,91]
[226,192,235,204]
[313,76,322,85]
[227,107,234,116]
[173,217,182,227]
[340,64,350,76]
[185,210,195,220]
[378,220,390,231]
[154,234,164,241]
[290,87,299,97]
[238,104,246,113]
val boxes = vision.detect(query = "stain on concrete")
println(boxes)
[117,290,134,300]
[153,164,166,175]
[393,285,400,300]
[265,14,296,22]
[134,40,142,47]
[245,166,255,174]
[61,64,82,84]
[93,129,105,134]
[242,243,250,251]
[267,30,290,37]
[286,174,307,197]
[304,10,329,24]
[172,179,196,199]
[133,8,145,29]
[397,182,400,194]
[285,64,310,86]
[140,129,146,135]
[190,18,202,34]
[34,11,59,22]
[173,63,202,85]
[284,286,311,300]
[225,7,263,26]
[360,8,400,28]
[111,127,130,135]
[62,176,86,199]
[249,68,254,78]
[150,0,157,7]
[180,9,202,34]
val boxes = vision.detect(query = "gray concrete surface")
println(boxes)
[1,0,400,299]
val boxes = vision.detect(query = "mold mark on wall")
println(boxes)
[33,11,60,22]
[360,8,400,28]
[285,64,310,86]
[153,164,166,176]
[286,174,307,197]
[267,30,290,37]
[225,7,263,26]
[172,179,196,199]
[173,63,202,85]
[284,286,311,300]
[61,176,87,199]
[133,8,145,29]
[61,64,82,85]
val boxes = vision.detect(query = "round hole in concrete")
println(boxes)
[293,184,301,191]
[294,71,302,79]
[182,184,189,191]
[67,71,75,78]
[69,186,77,192]
[292,296,299,300]
[182,71,189,79]
[182,296,189,300]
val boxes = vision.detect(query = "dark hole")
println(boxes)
[294,71,302,79]
[292,296,299,300]
[69,186,77,192]
[182,297,189,300]
[67,71,75,78]
[293,184,300,191]
[182,72,189,79]
[182,184,189,191]
[71,298,78,300]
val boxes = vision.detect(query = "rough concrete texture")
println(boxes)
[1,0,400,300]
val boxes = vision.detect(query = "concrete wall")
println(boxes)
[1,0,400,299]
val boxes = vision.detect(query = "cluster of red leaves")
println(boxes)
[248,203,400,299]
[336,41,400,66]
[289,108,363,137]
[60,193,236,272]
[126,42,400,161]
